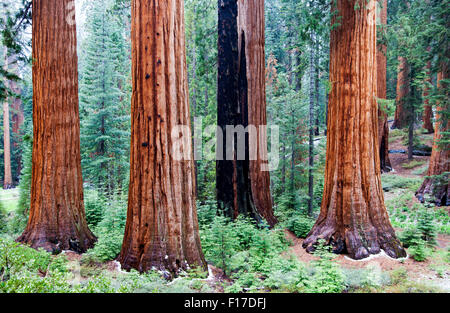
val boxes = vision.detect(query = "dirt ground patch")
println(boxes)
[285,230,450,291]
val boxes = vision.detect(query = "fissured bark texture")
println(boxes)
[422,58,434,134]
[303,0,406,260]
[377,0,392,173]
[17,0,96,253]
[392,56,409,129]
[118,0,206,274]
[216,0,276,227]
[416,69,449,206]
[238,0,277,227]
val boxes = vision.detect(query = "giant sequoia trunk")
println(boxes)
[3,88,12,189]
[377,0,392,172]
[118,0,206,274]
[422,58,434,134]
[392,56,409,129]
[10,60,25,180]
[2,49,12,189]
[416,69,449,206]
[216,0,277,227]
[17,0,96,253]
[303,0,406,260]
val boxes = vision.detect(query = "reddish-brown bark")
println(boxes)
[3,89,12,189]
[118,0,206,274]
[17,0,96,253]
[422,58,434,134]
[377,0,391,172]
[237,0,277,227]
[9,61,25,179]
[416,69,449,206]
[392,56,409,129]
[303,0,406,260]
[2,49,12,188]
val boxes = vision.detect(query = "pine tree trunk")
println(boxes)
[377,0,392,172]
[392,56,409,129]
[217,0,277,227]
[118,0,206,274]
[17,0,96,253]
[303,0,406,260]
[416,68,449,206]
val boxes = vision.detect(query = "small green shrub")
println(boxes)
[84,189,107,228]
[0,203,7,234]
[0,238,71,293]
[417,209,437,246]
[85,195,127,262]
[399,226,422,248]
[287,215,315,238]
[408,238,429,262]
[306,240,345,293]
[196,200,218,226]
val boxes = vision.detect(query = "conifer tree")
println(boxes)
[79,0,131,193]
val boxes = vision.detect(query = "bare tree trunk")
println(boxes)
[2,49,12,189]
[217,0,277,227]
[238,0,277,226]
[119,0,206,274]
[416,68,449,206]
[217,0,242,218]
[308,35,315,216]
[303,0,406,260]
[392,56,409,129]
[314,38,320,136]
[422,56,434,134]
[17,0,96,253]
[377,0,391,172]
[10,78,24,180]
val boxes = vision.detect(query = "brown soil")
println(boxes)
[285,230,449,285]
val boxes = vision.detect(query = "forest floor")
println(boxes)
[0,188,19,213]
[1,124,448,293]
[286,124,450,292]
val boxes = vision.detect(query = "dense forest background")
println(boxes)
[0,0,448,293]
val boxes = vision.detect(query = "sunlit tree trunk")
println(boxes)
[118,0,206,274]
[17,0,96,253]
[377,0,391,172]
[392,56,409,129]
[303,0,406,260]
[416,68,449,206]
[217,0,277,227]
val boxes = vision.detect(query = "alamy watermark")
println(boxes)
[171,118,280,172]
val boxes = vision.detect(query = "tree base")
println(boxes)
[118,252,207,278]
[416,178,449,206]
[302,222,407,260]
[17,228,96,254]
